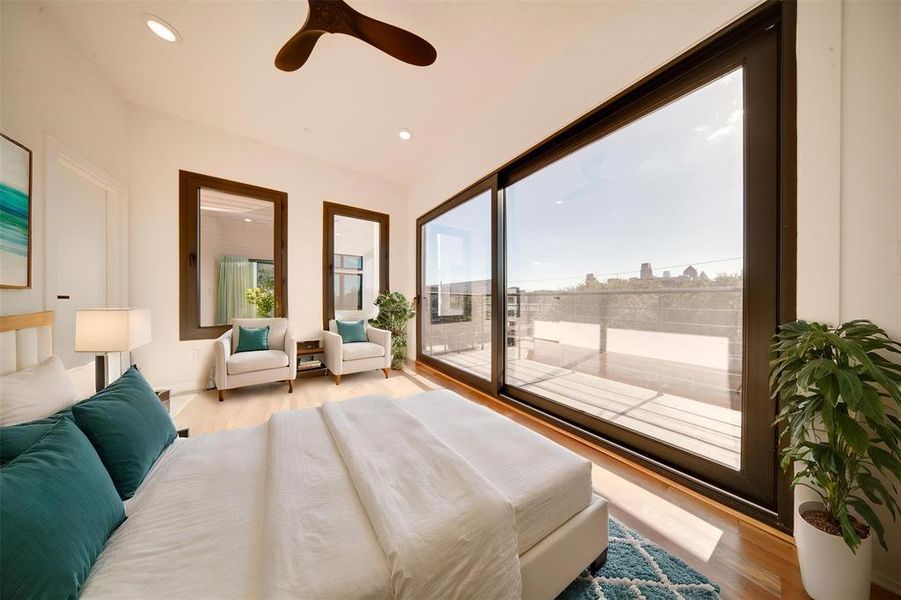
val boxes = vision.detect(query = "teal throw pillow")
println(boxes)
[336,320,368,344]
[0,418,125,600]
[235,325,270,353]
[71,366,176,499]
[0,407,73,466]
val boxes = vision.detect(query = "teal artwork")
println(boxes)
[0,135,31,288]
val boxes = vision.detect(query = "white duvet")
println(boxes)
[322,396,521,600]
[82,390,591,599]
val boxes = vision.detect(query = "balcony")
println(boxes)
[421,286,743,469]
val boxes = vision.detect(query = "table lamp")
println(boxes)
[75,308,151,392]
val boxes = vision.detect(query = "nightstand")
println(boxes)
[155,388,171,413]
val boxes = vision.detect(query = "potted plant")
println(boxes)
[771,320,901,599]
[370,291,416,369]
[246,286,277,318]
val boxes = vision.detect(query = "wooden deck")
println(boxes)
[434,348,742,469]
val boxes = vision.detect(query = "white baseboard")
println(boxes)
[873,571,901,595]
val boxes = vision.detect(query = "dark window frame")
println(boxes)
[414,1,796,532]
[178,170,288,341]
[416,176,500,390]
[322,202,389,328]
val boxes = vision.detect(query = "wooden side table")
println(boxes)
[297,343,328,378]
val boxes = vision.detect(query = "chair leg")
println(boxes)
[286,379,294,393]
[590,549,608,571]
[218,389,225,402]
[334,374,341,386]
[382,368,390,378]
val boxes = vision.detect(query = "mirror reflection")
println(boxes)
[199,188,275,326]
[333,215,380,320]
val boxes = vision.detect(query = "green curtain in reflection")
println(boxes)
[216,256,254,324]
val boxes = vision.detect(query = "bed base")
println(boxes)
[519,494,609,600]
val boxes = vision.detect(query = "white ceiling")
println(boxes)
[44,0,760,189]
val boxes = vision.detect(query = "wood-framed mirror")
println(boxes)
[322,202,389,329]
[179,170,288,340]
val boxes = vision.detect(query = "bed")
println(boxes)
[0,311,608,599]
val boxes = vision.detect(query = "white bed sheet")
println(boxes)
[398,390,592,554]
[83,424,269,599]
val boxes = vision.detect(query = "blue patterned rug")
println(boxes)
[558,518,720,600]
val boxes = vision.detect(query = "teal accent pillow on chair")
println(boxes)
[336,320,368,343]
[0,418,124,599]
[235,325,270,353]
[72,366,176,499]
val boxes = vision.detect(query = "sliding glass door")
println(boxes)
[418,182,494,385]
[416,11,786,513]
[506,68,745,470]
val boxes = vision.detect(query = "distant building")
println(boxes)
[683,265,698,280]
[698,271,709,282]
[662,270,672,279]
[640,262,654,280]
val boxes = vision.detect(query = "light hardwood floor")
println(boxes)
[171,366,898,600]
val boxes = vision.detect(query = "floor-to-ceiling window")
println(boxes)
[419,184,493,382]
[506,67,745,470]
[416,4,791,520]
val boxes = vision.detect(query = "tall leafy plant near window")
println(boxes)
[371,291,416,369]
[771,320,901,551]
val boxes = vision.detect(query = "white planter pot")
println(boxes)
[795,501,872,600]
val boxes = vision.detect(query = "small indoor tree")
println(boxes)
[246,287,277,318]
[771,319,901,553]
[370,291,416,369]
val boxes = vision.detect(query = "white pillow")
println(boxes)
[0,356,79,426]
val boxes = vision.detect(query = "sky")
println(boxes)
[425,67,745,291]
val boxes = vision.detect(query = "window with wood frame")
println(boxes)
[179,170,287,340]
[415,2,795,530]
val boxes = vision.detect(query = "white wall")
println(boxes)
[126,106,407,391]
[797,0,901,590]
[0,1,128,315]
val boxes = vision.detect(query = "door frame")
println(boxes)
[43,134,129,322]
[43,134,128,381]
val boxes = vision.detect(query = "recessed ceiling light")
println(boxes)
[555,200,564,205]
[244,218,253,223]
[397,129,413,141]
[142,14,180,43]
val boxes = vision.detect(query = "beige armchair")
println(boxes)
[214,318,297,401]
[323,320,391,385]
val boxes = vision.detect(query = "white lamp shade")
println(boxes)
[75,308,152,353]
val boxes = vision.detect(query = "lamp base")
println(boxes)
[94,355,106,393]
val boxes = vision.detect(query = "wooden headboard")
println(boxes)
[0,311,54,376]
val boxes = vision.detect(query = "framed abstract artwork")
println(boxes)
[0,134,32,288]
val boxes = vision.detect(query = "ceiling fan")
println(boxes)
[275,0,437,72]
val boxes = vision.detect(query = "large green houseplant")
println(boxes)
[370,291,416,369]
[771,319,901,599]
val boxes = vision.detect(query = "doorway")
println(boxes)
[44,135,127,370]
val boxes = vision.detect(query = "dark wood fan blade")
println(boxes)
[349,10,437,67]
[275,29,325,72]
